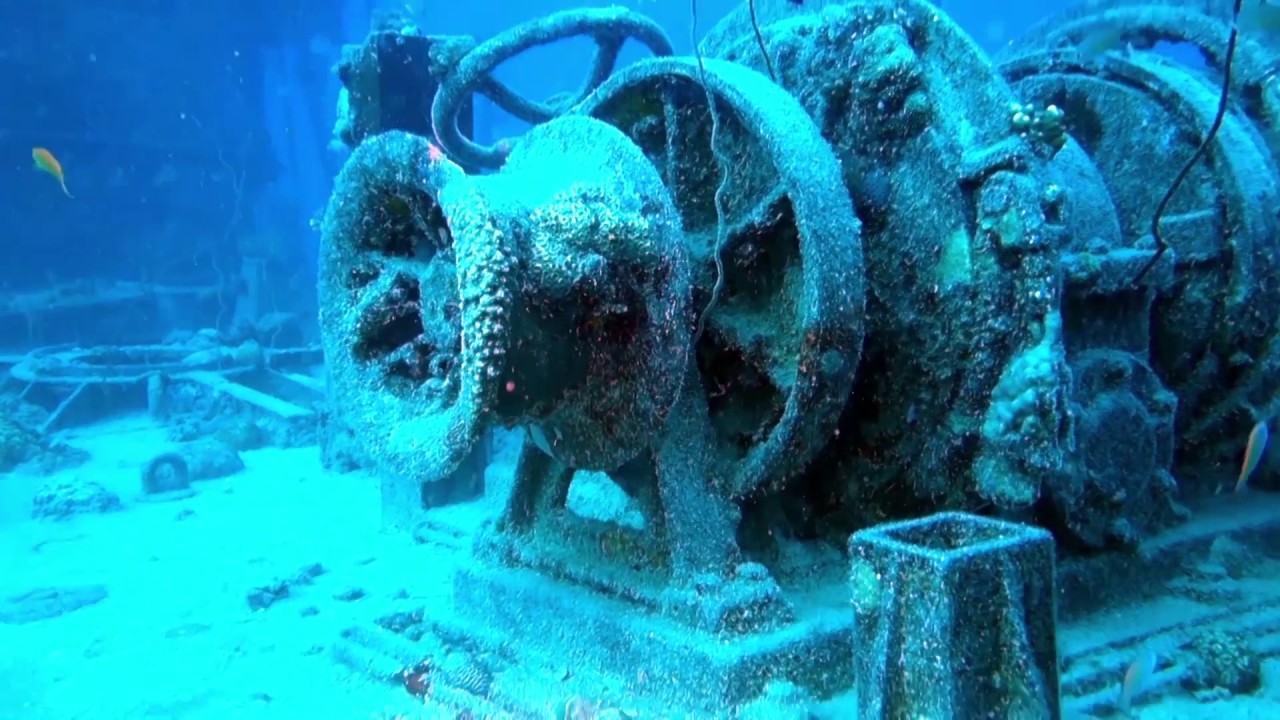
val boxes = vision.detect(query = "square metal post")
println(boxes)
[849,511,1061,718]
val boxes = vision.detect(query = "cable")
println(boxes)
[689,0,730,347]
[749,0,777,82]
[1132,0,1244,286]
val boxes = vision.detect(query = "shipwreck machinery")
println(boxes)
[322,12,866,705]
[317,0,1280,715]
[996,0,1280,509]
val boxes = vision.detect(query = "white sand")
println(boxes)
[1,415,1277,719]
[0,415,452,719]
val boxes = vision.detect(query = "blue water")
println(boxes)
[2,1,1278,718]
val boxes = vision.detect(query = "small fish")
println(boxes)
[32,147,73,198]
[1074,26,1125,65]
[564,696,601,720]
[1236,419,1269,492]
[1118,648,1157,712]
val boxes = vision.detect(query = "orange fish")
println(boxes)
[1118,648,1157,712]
[1236,419,1269,493]
[32,147,73,198]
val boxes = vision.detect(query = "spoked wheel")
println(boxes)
[999,0,1280,130]
[575,56,867,499]
[1001,32,1280,475]
[430,7,674,170]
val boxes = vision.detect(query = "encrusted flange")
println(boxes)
[319,117,690,485]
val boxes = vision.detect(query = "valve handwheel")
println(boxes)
[430,7,674,170]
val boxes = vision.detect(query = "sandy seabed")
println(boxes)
[1,415,1278,720]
